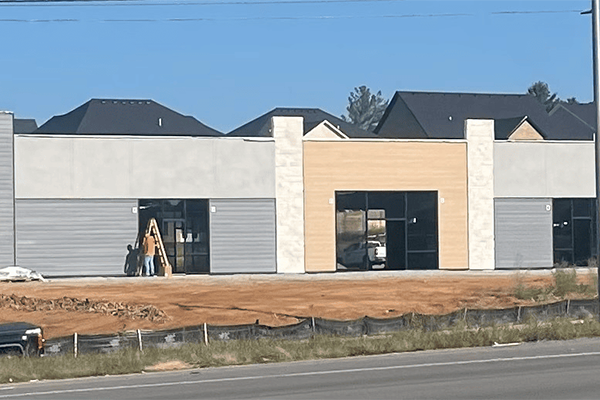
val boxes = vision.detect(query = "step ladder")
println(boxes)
[138,218,172,278]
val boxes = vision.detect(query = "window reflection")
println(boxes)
[336,191,438,271]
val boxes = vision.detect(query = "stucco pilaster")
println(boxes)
[273,116,305,273]
[466,119,495,270]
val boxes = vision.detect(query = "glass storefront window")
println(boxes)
[138,199,210,274]
[336,191,438,271]
[553,198,595,266]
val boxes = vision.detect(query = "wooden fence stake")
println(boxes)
[74,332,78,358]
[137,329,143,352]
[203,323,208,345]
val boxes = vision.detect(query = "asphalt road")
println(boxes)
[1,338,600,399]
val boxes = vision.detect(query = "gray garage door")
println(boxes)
[210,199,276,273]
[16,199,138,276]
[494,198,553,269]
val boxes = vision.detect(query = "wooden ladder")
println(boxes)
[139,218,172,277]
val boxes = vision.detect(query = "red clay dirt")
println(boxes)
[0,272,584,339]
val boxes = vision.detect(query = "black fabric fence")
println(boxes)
[44,299,600,357]
[44,336,74,357]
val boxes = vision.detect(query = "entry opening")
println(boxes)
[138,199,210,274]
[335,191,438,271]
[553,198,597,266]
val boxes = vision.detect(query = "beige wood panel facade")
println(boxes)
[303,141,468,272]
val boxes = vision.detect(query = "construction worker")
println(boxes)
[142,233,157,276]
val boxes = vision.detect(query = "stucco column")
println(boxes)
[466,119,495,270]
[0,112,15,266]
[273,116,305,273]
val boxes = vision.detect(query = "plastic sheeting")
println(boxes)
[43,299,600,356]
[0,267,44,282]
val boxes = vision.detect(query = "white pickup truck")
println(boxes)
[341,240,387,269]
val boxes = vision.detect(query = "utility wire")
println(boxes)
[491,10,582,15]
[0,0,403,6]
[0,10,586,23]
[0,13,475,22]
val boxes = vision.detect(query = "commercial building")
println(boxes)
[376,92,596,270]
[1,91,596,275]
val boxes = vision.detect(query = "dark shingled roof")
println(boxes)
[36,99,221,136]
[227,108,377,138]
[494,116,546,140]
[494,116,528,140]
[13,119,38,134]
[375,91,595,140]
[559,102,596,129]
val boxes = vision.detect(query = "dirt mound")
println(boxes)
[0,294,169,323]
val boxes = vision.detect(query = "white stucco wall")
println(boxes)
[466,119,495,270]
[494,141,595,198]
[273,116,305,273]
[14,136,276,199]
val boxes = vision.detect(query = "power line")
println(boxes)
[0,0,404,6]
[0,13,473,22]
[0,10,587,23]
[491,10,582,15]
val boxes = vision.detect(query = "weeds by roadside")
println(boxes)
[2,317,600,385]
[513,268,597,302]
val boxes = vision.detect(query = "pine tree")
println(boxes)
[527,81,559,111]
[341,86,388,132]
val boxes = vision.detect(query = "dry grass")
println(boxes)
[3,316,600,385]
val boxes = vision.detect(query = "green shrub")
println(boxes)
[513,268,597,301]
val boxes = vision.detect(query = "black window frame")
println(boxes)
[335,191,439,271]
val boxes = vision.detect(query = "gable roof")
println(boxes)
[35,99,221,136]
[227,108,377,138]
[13,118,38,134]
[304,120,349,139]
[558,102,596,129]
[494,116,544,140]
[375,91,594,140]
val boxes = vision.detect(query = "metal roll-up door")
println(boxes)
[0,116,14,265]
[210,199,276,273]
[16,199,138,276]
[494,198,552,269]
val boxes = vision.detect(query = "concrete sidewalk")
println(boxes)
[41,267,597,285]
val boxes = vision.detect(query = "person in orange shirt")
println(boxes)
[142,233,157,276]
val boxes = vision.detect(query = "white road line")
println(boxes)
[2,351,600,398]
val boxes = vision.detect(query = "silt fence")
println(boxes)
[43,299,600,357]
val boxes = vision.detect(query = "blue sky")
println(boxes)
[0,0,594,132]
